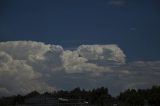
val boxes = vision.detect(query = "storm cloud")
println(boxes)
[0,41,160,96]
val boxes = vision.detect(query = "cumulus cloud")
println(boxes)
[0,41,160,96]
[0,51,53,96]
[61,50,111,75]
[77,44,126,64]
[0,41,51,60]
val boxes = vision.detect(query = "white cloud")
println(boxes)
[0,51,54,96]
[77,44,126,64]
[61,45,123,75]
[0,41,51,60]
[0,41,160,96]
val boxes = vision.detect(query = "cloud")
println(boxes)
[77,44,126,64]
[61,50,112,75]
[0,51,53,96]
[0,41,160,96]
[108,0,126,6]
[110,61,160,93]
[0,41,51,60]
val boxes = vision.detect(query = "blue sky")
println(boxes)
[0,0,160,96]
[1,0,160,61]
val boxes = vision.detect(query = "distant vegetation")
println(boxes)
[0,86,160,106]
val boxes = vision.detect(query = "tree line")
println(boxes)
[0,86,160,106]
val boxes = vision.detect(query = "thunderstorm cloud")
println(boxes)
[0,41,160,96]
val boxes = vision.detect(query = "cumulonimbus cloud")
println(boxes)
[0,41,160,96]
[77,44,126,63]
[0,51,53,96]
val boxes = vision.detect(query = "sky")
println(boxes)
[0,0,160,96]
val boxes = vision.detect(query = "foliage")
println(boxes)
[0,86,160,106]
[118,86,160,106]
